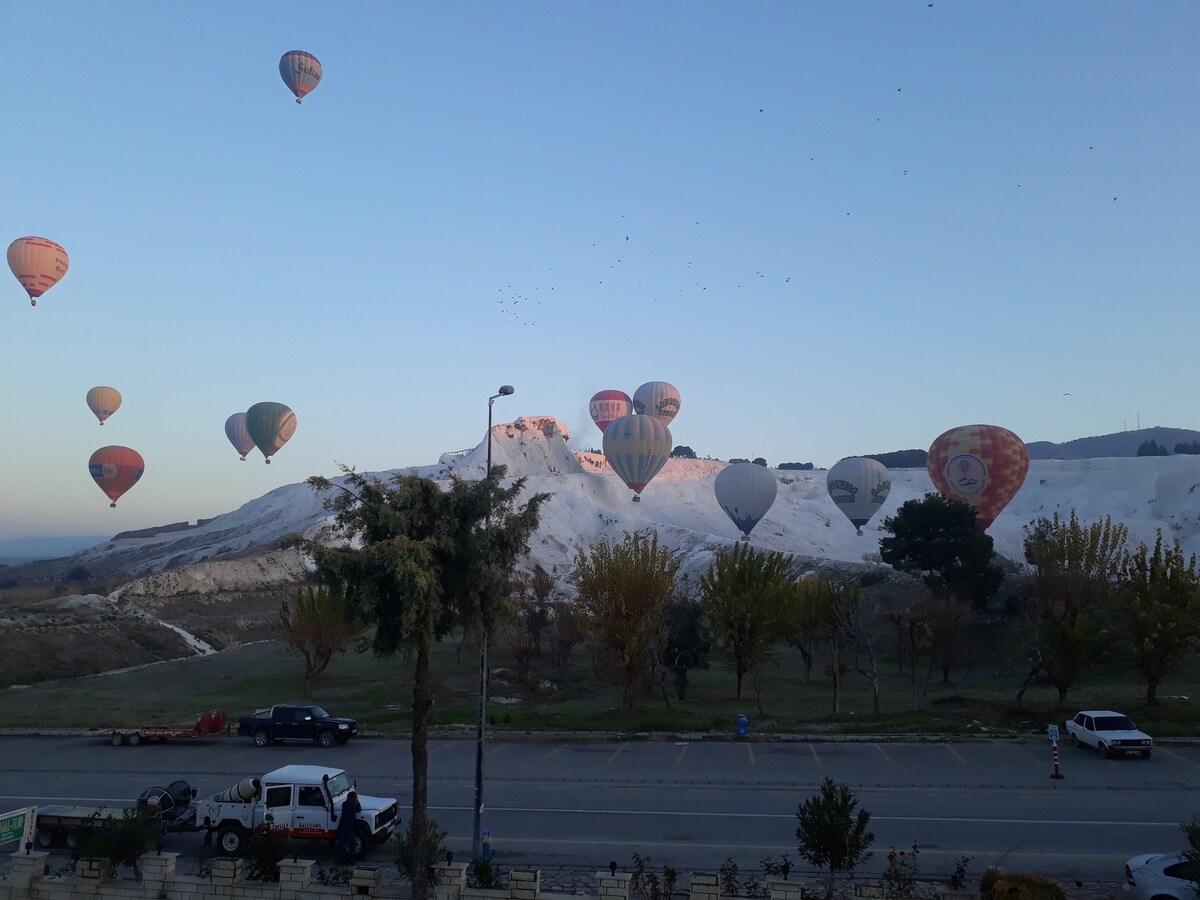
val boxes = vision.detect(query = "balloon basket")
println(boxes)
[265,459,271,464]
[632,495,640,502]
[109,502,116,509]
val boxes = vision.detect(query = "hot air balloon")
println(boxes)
[279,51,322,104]
[827,457,891,536]
[589,390,633,434]
[245,402,297,464]
[927,424,1029,530]
[86,386,121,425]
[8,236,68,307]
[714,462,778,539]
[632,381,681,427]
[224,412,255,460]
[602,414,672,502]
[88,446,144,507]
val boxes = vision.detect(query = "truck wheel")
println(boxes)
[111,733,125,747]
[253,730,271,747]
[353,824,371,859]
[217,825,247,855]
[1074,736,1084,748]
[128,732,142,747]
[64,830,81,850]
[1098,741,1110,758]
[317,730,337,748]
[35,828,55,849]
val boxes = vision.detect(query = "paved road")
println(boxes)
[1,734,1197,881]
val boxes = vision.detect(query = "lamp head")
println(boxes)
[498,385,515,396]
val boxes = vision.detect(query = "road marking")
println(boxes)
[675,744,688,765]
[539,745,565,763]
[944,745,966,765]
[486,744,506,758]
[746,744,756,766]
[1156,747,1200,769]
[873,744,892,765]
[808,744,821,765]
[1016,746,1044,767]
[608,743,627,763]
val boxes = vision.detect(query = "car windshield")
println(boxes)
[1094,715,1136,731]
[325,771,352,798]
[308,707,330,718]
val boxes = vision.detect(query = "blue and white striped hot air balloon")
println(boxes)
[714,462,778,540]
[602,414,673,502]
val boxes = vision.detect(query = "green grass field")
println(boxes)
[1,625,1196,738]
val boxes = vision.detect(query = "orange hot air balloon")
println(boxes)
[927,424,1029,530]
[86,386,122,425]
[88,445,144,507]
[8,236,69,306]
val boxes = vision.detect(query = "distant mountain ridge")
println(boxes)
[1025,426,1200,460]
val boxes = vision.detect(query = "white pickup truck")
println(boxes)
[1064,710,1153,759]
[193,764,400,855]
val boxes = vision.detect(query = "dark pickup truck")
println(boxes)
[236,704,358,748]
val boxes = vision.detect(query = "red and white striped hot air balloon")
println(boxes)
[8,236,68,307]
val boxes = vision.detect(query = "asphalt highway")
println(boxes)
[1,734,1197,881]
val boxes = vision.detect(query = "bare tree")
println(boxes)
[831,581,883,714]
[277,585,365,698]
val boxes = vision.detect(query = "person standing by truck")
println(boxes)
[336,790,360,864]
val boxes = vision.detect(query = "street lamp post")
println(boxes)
[473,384,514,860]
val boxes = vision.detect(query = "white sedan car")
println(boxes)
[1123,852,1199,900]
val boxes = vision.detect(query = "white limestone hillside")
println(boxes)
[58,416,1200,590]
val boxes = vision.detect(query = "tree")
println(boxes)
[659,596,712,702]
[1137,439,1169,457]
[1175,441,1200,456]
[699,543,796,705]
[880,494,1002,610]
[778,462,815,471]
[795,778,875,899]
[671,445,697,459]
[1019,511,1128,707]
[878,494,1002,684]
[291,466,547,900]
[787,576,837,681]
[752,457,768,467]
[830,580,882,714]
[1107,531,1200,704]
[547,601,581,674]
[277,585,365,698]
[574,531,680,712]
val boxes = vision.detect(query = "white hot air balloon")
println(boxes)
[632,381,681,428]
[826,457,891,536]
[714,462,778,539]
[602,414,672,502]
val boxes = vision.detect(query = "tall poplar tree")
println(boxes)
[291,466,547,900]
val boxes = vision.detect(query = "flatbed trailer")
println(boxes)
[34,806,123,848]
[34,782,199,848]
[88,712,230,746]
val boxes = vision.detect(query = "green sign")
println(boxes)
[0,807,33,846]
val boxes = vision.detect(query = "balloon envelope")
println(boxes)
[86,386,122,425]
[8,236,68,306]
[927,424,1029,530]
[714,462,778,538]
[245,402,297,463]
[589,390,633,434]
[632,381,681,427]
[827,457,891,535]
[88,445,144,507]
[224,412,255,460]
[279,51,322,103]
[602,414,672,499]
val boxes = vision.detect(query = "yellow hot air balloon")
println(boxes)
[8,236,68,307]
[86,386,122,425]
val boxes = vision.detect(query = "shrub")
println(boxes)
[243,826,292,882]
[981,869,1065,900]
[72,809,158,876]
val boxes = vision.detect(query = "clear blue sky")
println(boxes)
[1,2,1197,540]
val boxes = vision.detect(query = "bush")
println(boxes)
[243,826,292,882]
[980,869,1065,900]
[73,809,158,875]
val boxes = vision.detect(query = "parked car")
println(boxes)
[1123,852,1200,900]
[1065,710,1153,758]
[237,704,358,748]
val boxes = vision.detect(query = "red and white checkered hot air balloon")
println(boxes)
[927,424,1029,530]
[8,236,68,307]
[279,51,322,104]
